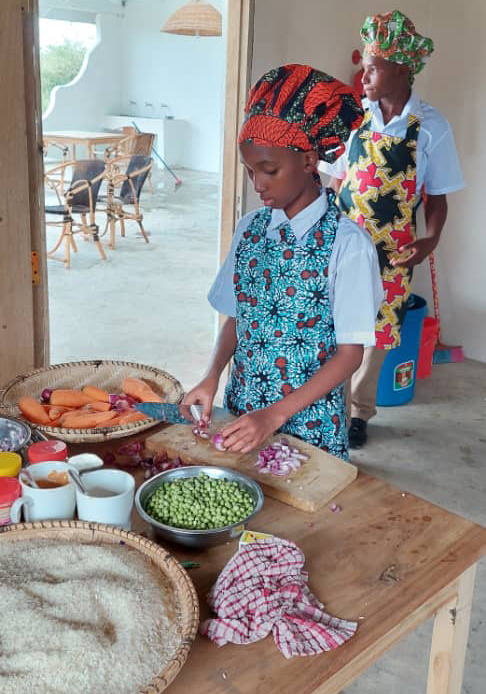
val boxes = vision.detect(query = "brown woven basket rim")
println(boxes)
[0,360,184,400]
[0,520,199,694]
[0,360,184,442]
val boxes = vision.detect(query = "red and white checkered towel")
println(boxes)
[200,537,357,658]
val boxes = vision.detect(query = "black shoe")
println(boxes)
[348,418,367,449]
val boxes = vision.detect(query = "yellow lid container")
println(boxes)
[0,452,22,477]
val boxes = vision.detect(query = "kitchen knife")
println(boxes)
[135,402,193,424]
[135,402,230,425]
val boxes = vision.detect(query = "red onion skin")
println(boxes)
[212,432,226,451]
[40,388,53,403]
[254,439,305,476]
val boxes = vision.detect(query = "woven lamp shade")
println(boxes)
[161,1,222,36]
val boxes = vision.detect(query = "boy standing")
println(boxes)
[183,64,382,459]
[322,11,464,448]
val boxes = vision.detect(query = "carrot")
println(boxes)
[117,411,149,425]
[82,385,110,403]
[81,401,111,412]
[50,389,93,407]
[60,410,117,429]
[48,405,73,421]
[122,377,163,403]
[47,418,63,428]
[18,396,51,425]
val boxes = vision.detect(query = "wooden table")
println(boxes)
[74,434,486,694]
[43,130,125,160]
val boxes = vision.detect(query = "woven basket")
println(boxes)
[0,520,199,694]
[0,360,184,443]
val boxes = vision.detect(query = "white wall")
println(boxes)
[249,0,486,362]
[42,0,226,172]
[42,14,123,137]
[120,0,225,173]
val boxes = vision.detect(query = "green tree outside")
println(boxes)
[40,40,87,113]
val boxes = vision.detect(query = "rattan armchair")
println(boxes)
[44,159,106,268]
[99,154,153,249]
[103,129,155,193]
[43,140,71,195]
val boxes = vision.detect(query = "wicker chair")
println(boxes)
[104,129,155,192]
[99,154,153,249]
[42,140,70,195]
[44,159,106,268]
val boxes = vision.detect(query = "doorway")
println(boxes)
[0,0,253,391]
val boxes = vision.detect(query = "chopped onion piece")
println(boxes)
[192,426,211,441]
[212,432,226,451]
[254,438,306,476]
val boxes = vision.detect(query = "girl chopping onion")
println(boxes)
[182,64,383,460]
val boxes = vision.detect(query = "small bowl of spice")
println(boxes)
[135,466,264,548]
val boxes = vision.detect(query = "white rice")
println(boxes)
[0,540,182,694]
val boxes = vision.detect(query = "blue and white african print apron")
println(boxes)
[224,189,348,460]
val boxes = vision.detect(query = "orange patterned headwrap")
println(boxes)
[238,64,363,164]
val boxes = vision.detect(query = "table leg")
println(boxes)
[426,563,477,694]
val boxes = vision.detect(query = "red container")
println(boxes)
[28,439,68,464]
[417,317,440,379]
[0,477,21,525]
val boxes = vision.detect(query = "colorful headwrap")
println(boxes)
[360,10,434,76]
[238,64,364,164]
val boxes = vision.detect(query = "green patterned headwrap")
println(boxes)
[360,10,434,76]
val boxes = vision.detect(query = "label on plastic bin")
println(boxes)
[393,360,414,390]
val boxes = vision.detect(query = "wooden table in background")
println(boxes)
[73,434,486,694]
[43,130,125,160]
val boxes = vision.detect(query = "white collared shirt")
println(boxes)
[319,92,465,198]
[208,190,383,347]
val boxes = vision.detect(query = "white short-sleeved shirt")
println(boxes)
[319,92,465,199]
[208,191,384,348]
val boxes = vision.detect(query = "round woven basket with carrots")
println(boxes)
[0,360,184,443]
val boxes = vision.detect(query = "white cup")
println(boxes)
[75,469,135,530]
[67,453,104,472]
[11,461,76,522]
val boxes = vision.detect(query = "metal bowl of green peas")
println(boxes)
[135,466,265,548]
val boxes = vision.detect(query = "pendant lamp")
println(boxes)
[161,1,222,37]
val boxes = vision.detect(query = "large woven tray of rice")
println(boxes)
[0,521,199,694]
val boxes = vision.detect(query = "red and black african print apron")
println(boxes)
[224,189,348,460]
[338,111,420,349]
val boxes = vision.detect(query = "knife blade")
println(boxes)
[135,402,230,425]
[135,402,193,424]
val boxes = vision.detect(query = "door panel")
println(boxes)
[0,0,48,388]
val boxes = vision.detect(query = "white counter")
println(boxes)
[102,115,189,168]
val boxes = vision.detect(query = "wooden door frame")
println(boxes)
[0,0,48,389]
[219,0,254,268]
[0,0,253,387]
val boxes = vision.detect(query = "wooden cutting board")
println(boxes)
[143,423,357,513]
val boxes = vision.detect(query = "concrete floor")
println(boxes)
[48,166,220,391]
[47,168,485,693]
